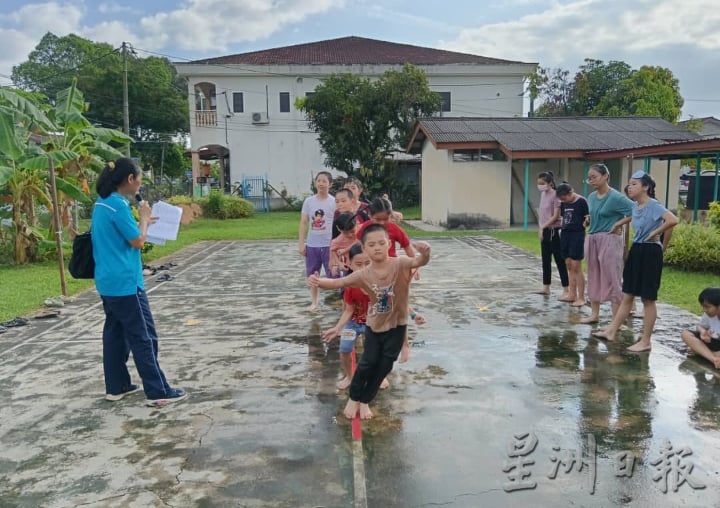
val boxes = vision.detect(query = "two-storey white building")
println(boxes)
[174,36,536,199]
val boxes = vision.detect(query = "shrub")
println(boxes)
[224,196,254,218]
[198,191,254,219]
[167,195,194,206]
[664,224,720,274]
[709,201,720,230]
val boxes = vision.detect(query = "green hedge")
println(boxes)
[664,223,720,274]
[198,191,254,219]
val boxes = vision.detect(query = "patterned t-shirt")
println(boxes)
[301,194,336,248]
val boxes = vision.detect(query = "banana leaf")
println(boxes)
[54,177,92,205]
[83,127,133,145]
[0,88,54,131]
[0,109,26,160]
[21,150,79,171]
[0,165,13,187]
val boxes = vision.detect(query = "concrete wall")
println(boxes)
[422,144,511,227]
[177,62,533,197]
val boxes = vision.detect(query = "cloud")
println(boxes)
[97,3,135,15]
[441,0,720,118]
[138,0,346,51]
[0,0,345,80]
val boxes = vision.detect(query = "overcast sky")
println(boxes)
[1,0,718,120]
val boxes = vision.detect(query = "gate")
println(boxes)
[241,175,269,212]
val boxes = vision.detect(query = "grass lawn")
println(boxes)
[1,212,716,320]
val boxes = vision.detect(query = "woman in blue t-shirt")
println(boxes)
[592,171,679,352]
[92,157,187,407]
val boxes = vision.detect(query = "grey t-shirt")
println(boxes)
[631,199,667,244]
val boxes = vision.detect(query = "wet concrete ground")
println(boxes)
[1,237,719,507]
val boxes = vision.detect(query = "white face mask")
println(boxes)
[537,184,548,192]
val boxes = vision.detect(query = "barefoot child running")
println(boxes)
[309,224,431,420]
[323,243,371,389]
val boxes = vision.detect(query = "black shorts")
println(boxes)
[560,230,585,260]
[690,330,720,351]
[622,242,663,301]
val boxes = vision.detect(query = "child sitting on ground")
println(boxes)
[681,287,720,369]
[309,224,431,420]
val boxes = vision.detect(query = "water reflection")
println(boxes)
[535,332,655,453]
[679,359,720,431]
[579,339,654,452]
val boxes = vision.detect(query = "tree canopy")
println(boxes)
[530,58,684,123]
[12,32,188,138]
[297,63,441,175]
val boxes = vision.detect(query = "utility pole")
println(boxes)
[121,42,132,157]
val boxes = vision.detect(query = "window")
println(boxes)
[452,149,507,162]
[279,92,290,113]
[232,92,244,113]
[438,92,451,112]
[452,149,479,162]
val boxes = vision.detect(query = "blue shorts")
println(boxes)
[340,321,365,353]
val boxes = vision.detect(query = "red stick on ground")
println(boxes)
[350,349,362,440]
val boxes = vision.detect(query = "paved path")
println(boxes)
[0,237,718,507]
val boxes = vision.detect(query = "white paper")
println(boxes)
[146,200,182,244]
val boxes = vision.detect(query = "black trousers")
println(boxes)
[541,228,569,287]
[349,325,406,403]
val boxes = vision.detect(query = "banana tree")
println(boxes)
[0,83,131,264]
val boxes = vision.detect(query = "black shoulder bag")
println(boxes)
[69,231,95,279]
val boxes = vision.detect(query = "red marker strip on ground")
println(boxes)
[350,349,362,440]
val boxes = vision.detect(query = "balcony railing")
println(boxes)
[195,110,217,127]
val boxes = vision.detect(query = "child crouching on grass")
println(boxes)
[309,224,431,420]
[681,287,720,369]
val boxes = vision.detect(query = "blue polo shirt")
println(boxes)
[91,192,144,296]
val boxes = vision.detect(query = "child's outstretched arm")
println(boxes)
[409,241,431,269]
[308,270,361,290]
[322,303,356,343]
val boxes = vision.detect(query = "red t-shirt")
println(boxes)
[344,287,370,324]
[356,221,410,257]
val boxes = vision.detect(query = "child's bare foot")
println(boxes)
[627,341,651,353]
[398,342,410,363]
[308,304,322,313]
[343,399,360,419]
[580,315,599,324]
[571,300,586,307]
[558,296,574,302]
[592,330,615,341]
[713,355,720,369]
[533,288,550,295]
[336,376,351,390]
[359,403,373,420]
[380,378,390,390]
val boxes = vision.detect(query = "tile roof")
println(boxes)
[191,36,531,66]
[411,117,699,153]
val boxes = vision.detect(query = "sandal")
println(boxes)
[34,310,61,319]
[1,317,29,327]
